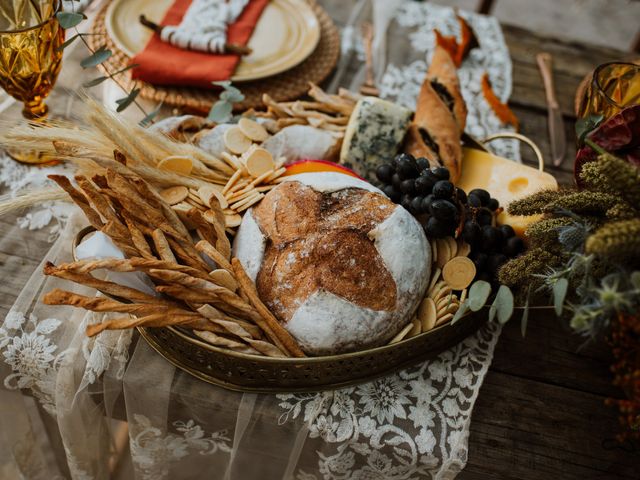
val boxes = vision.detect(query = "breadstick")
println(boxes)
[151,229,176,263]
[196,240,233,272]
[232,258,305,358]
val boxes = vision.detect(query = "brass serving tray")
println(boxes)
[138,310,487,393]
[73,226,488,393]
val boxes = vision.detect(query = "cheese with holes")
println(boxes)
[456,148,558,237]
[340,97,412,183]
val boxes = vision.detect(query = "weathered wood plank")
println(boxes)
[462,372,639,480]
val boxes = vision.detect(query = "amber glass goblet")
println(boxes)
[0,1,64,163]
[577,61,640,121]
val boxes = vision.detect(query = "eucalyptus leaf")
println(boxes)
[630,271,640,290]
[80,47,112,68]
[56,33,80,52]
[82,75,108,88]
[56,11,85,29]
[575,114,604,144]
[492,285,514,324]
[451,300,469,325]
[552,278,569,316]
[207,101,233,123]
[488,304,497,322]
[220,87,245,103]
[212,80,232,88]
[111,64,139,77]
[115,88,140,112]
[468,280,492,311]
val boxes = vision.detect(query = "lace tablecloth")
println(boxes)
[0,2,516,479]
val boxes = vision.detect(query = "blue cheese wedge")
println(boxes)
[340,97,412,183]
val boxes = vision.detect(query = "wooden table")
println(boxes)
[0,2,638,478]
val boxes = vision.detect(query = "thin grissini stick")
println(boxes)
[128,174,193,243]
[185,208,230,261]
[187,208,218,246]
[198,306,287,357]
[196,240,233,272]
[86,312,203,337]
[195,304,262,338]
[43,262,178,307]
[192,330,261,355]
[151,229,177,263]
[42,289,197,318]
[197,304,259,339]
[123,215,154,259]
[105,170,184,241]
[74,175,124,229]
[155,285,220,304]
[148,269,257,319]
[232,258,306,358]
[53,257,214,283]
[48,175,103,230]
[166,236,211,273]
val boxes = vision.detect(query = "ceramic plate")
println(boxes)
[105,0,321,82]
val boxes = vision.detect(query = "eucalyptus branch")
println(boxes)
[56,8,155,122]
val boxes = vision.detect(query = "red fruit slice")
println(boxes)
[283,159,363,179]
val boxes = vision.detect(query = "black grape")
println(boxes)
[432,180,454,199]
[376,164,395,184]
[469,189,491,206]
[382,185,400,203]
[430,199,457,221]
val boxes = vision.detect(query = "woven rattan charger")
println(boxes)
[88,0,340,113]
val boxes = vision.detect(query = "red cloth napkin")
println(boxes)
[131,0,270,88]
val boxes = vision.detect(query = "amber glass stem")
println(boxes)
[22,96,49,120]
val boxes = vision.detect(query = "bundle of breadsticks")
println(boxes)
[43,160,305,358]
[243,83,359,135]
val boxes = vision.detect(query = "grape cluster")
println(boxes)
[376,153,526,282]
[376,154,462,238]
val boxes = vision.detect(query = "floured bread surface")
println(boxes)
[233,172,431,355]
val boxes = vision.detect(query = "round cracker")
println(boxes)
[430,239,438,265]
[158,156,193,175]
[225,213,242,228]
[436,238,451,269]
[224,126,252,154]
[457,240,471,258]
[417,297,437,332]
[160,186,188,205]
[238,117,269,142]
[446,236,458,258]
[244,147,275,178]
[442,256,476,290]
[435,312,454,326]
[408,317,422,338]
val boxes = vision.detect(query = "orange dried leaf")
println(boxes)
[434,29,461,67]
[481,72,520,130]
[433,15,479,68]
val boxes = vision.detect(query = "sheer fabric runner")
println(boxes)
[0,3,516,479]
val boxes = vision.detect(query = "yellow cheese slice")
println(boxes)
[456,148,558,237]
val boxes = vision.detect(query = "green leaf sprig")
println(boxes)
[55,7,156,121]
[207,81,245,123]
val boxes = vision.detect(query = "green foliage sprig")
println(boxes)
[207,81,245,123]
[498,148,640,338]
[56,6,157,124]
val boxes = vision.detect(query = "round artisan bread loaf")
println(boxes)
[233,172,431,355]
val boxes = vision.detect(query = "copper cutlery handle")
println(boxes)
[536,52,558,108]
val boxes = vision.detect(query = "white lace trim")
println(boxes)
[379,2,520,162]
[130,414,232,480]
[0,154,76,239]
